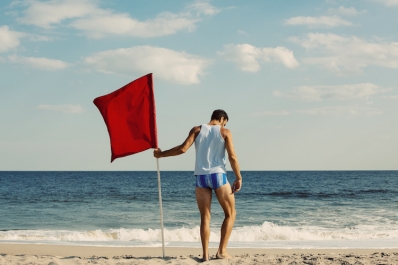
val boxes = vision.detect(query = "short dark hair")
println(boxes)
[211,109,229,121]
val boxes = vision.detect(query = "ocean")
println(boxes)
[0,171,397,249]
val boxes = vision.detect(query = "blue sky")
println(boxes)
[0,0,397,170]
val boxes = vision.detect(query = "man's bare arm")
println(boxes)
[224,129,242,193]
[154,126,201,158]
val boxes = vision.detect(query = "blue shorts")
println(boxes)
[195,173,228,190]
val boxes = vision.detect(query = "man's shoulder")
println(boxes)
[221,127,231,133]
[220,127,231,139]
[190,125,202,134]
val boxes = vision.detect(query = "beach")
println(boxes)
[1,244,398,264]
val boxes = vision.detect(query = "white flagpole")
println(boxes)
[156,158,165,258]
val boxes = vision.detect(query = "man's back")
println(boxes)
[194,124,226,175]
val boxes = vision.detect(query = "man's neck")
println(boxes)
[208,120,222,126]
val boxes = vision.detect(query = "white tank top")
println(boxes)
[194,124,227,175]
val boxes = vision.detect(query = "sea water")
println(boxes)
[0,171,397,249]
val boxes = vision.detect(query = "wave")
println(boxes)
[230,222,398,241]
[1,222,397,243]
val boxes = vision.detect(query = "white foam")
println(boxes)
[1,221,397,244]
[230,222,398,241]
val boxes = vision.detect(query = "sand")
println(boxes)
[1,244,398,264]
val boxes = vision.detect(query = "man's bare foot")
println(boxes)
[200,254,210,262]
[216,252,232,259]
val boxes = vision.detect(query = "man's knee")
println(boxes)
[201,211,211,222]
[225,208,236,220]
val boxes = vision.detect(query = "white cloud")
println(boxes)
[25,34,54,42]
[37,104,84,113]
[290,33,346,49]
[296,106,382,116]
[0,26,23,52]
[8,55,70,70]
[71,11,198,39]
[382,95,398,99]
[0,25,54,53]
[290,33,398,74]
[285,16,353,27]
[328,6,365,16]
[187,0,221,16]
[17,0,219,38]
[253,110,291,116]
[219,44,299,72]
[274,83,391,101]
[18,0,99,28]
[83,46,210,84]
[373,0,398,6]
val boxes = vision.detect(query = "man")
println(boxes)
[153,109,242,261]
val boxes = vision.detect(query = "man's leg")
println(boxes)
[196,187,212,261]
[214,184,236,259]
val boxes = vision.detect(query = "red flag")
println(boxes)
[93,73,158,162]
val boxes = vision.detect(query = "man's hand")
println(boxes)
[153,148,162,158]
[231,178,242,194]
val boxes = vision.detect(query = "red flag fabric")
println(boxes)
[93,73,158,162]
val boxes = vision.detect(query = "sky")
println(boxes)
[0,0,397,171]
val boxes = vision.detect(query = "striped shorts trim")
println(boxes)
[195,173,228,190]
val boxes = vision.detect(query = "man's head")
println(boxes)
[211,109,229,126]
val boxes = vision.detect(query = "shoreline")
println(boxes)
[1,244,398,264]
